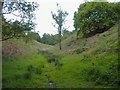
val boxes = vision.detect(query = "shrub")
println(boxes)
[36,67,42,74]
[27,65,34,72]
[74,48,88,54]
[23,72,32,79]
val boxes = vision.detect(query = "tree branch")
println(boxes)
[1,12,21,17]
[1,35,25,41]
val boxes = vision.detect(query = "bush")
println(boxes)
[74,48,88,54]
[36,67,42,74]
[27,65,33,72]
[83,63,118,86]
[23,72,32,79]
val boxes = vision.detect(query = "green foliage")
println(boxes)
[74,2,120,37]
[23,72,32,79]
[2,18,35,41]
[40,30,72,45]
[40,33,59,45]
[73,47,87,54]
[38,50,61,66]
[2,1,39,22]
[83,54,118,86]
[2,22,118,88]
[2,52,48,88]
[2,1,38,41]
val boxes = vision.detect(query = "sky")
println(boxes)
[4,0,119,37]
[34,0,85,36]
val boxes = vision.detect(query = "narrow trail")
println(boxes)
[38,49,59,88]
[45,72,55,88]
[43,64,56,88]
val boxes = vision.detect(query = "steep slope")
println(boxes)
[47,24,119,88]
[52,24,119,55]
[2,38,55,88]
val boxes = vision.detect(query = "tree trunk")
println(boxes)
[59,34,61,50]
[59,26,62,50]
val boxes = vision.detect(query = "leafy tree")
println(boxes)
[40,33,59,45]
[51,3,68,50]
[1,0,38,41]
[74,2,120,37]
[40,31,72,45]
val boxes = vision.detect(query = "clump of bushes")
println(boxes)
[74,47,88,54]
[27,64,42,75]
[83,63,118,86]
[37,49,61,66]
[27,65,34,72]
[36,67,42,74]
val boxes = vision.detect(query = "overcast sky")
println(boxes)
[4,0,119,37]
[34,0,85,36]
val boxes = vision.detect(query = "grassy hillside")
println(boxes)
[52,24,119,55]
[47,24,119,88]
[2,24,119,88]
[2,38,54,88]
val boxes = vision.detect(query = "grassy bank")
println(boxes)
[2,24,119,88]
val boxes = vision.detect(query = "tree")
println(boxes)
[1,0,38,41]
[51,3,68,50]
[74,2,119,37]
[40,33,59,45]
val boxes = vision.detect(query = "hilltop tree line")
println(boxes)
[30,30,73,45]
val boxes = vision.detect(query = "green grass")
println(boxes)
[2,24,119,88]
[48,52,118,88]
[2,52,50,88]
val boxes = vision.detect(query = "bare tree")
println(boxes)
[51,3,68,50]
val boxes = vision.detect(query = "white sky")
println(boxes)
[34,0,85,36]
[4,0,119,37]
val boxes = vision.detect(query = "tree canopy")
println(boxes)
[74,2,120,37]
[39,29,72,45]
[1,0,38,41]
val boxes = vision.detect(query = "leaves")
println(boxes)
[74,2,120,37]
[2,1,38,41]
